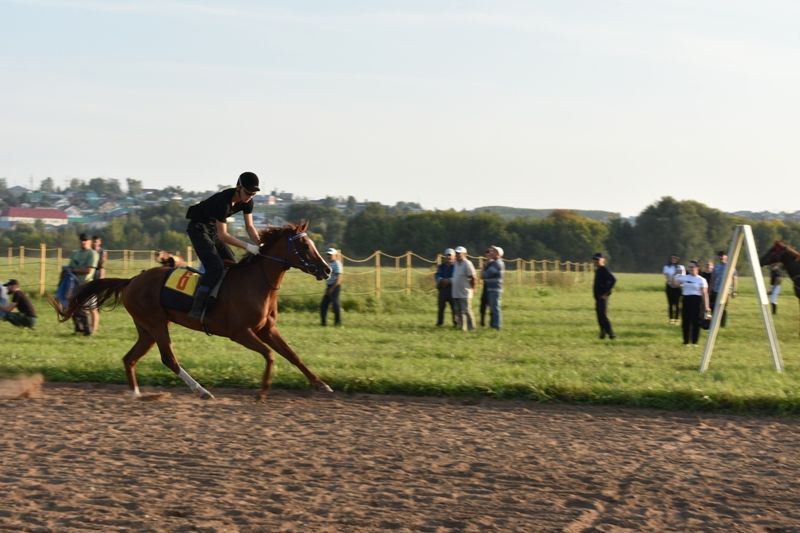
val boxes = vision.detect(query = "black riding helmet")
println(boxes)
[238,172,260,193]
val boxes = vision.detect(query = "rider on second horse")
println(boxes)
[185,171,262,320]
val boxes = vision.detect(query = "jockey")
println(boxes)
[185,171,262,319]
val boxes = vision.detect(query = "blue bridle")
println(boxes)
[260,231,318,272]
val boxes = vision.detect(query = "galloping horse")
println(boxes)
[761,240,800,334]
[53,222,333,400]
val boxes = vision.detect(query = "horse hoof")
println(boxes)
[317,383,333,393]
[199,391,215,400]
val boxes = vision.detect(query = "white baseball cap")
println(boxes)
[443,248,455,256]
[454,246,467,254]
[491,245,504,258]
[325,248,337,255]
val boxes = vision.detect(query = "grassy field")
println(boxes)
[1,272,798,414]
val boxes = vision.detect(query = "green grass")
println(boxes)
[2,273,799,415]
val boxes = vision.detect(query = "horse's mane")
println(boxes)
[775,241,800,262]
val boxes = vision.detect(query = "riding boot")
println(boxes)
[188,286,210,320]
[771,303,777,315]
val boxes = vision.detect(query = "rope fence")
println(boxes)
[4,246,594,299]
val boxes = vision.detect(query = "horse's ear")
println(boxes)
[299,220,309,232]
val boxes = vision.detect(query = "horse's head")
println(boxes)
[258,222,332,281]
[761,241,789,266]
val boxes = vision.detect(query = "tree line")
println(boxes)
[2,192,799,272]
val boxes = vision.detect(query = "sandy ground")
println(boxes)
[1,380,799,532]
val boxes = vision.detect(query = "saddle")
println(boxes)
[160,266,228,313]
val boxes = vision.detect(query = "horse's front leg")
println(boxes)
[257,326,333,394]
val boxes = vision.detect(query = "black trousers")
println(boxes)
[595,296,614,336]
[437,288,455,326]
[682,295,703,344]
[321,285,341,325]
[666,285,681,320]
[709,291,727,327]
[187,222,235,291]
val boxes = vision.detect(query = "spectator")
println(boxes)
[479,248,490,327]
[91,235,107,280]
[1,279,37,328]
[90,235,107,334]
[321,248,343,326]
[769,264,783,315]
[700,260,714,286]
[0,282,8,320]
[662,255,685,325]
[675,261,710,346]
[710,251,737,328]
[451,246,476,331]
[481,245,505,330]
[68,233,99,335]
[434,248,456,327]
[592,252,616,340]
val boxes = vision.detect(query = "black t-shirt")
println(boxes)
[12,290,36,317]
[186,188,253,227]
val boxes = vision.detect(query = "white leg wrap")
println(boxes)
[131,386,141,398]
[178,367,213,398]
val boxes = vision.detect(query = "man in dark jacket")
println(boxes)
[592,252,616,339]
[435,248,456,326]
[1,279,37,328]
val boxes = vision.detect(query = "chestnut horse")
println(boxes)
[53,222,333,400]
[761,240,800,335]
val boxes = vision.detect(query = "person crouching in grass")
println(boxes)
[0,279,37,328]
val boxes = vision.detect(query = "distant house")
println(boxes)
[0,207,69,227]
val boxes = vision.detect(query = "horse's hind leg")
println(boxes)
[151,324,215,400]
[123,323,156,397]
[257,327,333,394]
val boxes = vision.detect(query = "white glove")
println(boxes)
[245,243,260,255]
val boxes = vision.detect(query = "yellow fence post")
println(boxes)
[19,246,24,272]
[374,252,381,300]
[7,247,11,268]
[395,256,400,272]
[39,244,46,296]
[516,258,522,285]
[56,248,63,273]
[405,251,412,295]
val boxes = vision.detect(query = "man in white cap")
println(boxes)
[321,247,343,326]
[434,248,456,326]
[481,245,505,329]
[451,246,476,331]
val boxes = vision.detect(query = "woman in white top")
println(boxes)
[662,255,685,325]
[675,261,710,346]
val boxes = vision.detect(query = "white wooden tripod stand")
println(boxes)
[699,225,784,373]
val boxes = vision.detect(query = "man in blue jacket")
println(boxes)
[481,245,505,330]
[435,248,456,326]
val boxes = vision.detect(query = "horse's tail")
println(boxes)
[50,278,132,322]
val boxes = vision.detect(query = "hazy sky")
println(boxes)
[2,0,799,216]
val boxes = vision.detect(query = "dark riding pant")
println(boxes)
[187,222,235,291]
[479,286,488,326]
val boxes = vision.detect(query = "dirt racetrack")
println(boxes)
[1,381,799,532]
